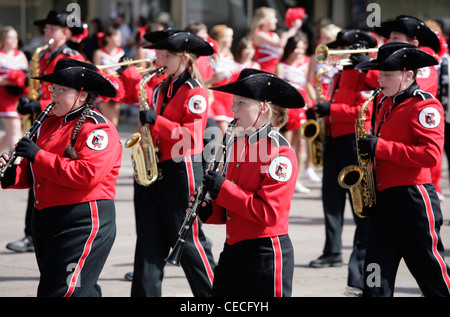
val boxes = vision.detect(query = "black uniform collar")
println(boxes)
[63,105,86,123]
[391,81,420,105]
[235,123,273,145]
[167,69,191,99]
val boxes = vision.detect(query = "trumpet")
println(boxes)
[0,103,54,180]
[315,43,378,66]
[96,58,153,71]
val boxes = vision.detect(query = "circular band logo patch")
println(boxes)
[419,107,440,129]
[188,95,207,114]
[268,156,293,182]
[87,129,109,151]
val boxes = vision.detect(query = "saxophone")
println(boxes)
[24,39,54,132]
[338,88,382,218]
[125,67,165,186]
[300,67,329,167]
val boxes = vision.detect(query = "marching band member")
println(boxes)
[128,28,216,297]
[6,9,86,254]
[307,29,379,297]
[0,26,28,153]
[92,26,125,126]
[356,42,450,297]
[373,15,445,200]
[0,59,122,297]
[196,68,304,297]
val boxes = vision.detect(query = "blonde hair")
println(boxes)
[0,26,16,49]
[250,7,277,39]
[320,23,341,42]
[209,24,234,57]
[258,100,288,128]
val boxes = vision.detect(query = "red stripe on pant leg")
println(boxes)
[417,185,450,294]
[192,217,214,285]
[64,201,99,297]
[271,236,282,297]
[184,156,195,194]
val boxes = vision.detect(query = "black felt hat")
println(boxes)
[33,10,85,36]
[327,29,377,49]
[32,59,117,98]
[356,42,438,71]
[209,69,305,108]
[144,29,214,56]
[373,15,440,53]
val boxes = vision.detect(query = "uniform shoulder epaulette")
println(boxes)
[86,110,108,124]
[62,46,81,57]
[268,130,291,147]
[413,89,435,100]
[185,78,201,89]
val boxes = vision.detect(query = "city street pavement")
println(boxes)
[1,118,449,298]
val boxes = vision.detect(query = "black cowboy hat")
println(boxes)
[327,29,377,49]
[33,10,85,35]
[373,15,440,53]
[209,69,305,109]
[356,42,438,71]
[32,59,117,98]
[144,29,214,56]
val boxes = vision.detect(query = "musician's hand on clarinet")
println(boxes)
[14,137,40,163]
[188,191,213,222]
[203,170,225,200]
[358,135,378,159]
[139,109,158,125]
[0,152,10,167]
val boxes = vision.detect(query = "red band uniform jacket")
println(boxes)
[374,82,444,191]
[38,45,85,110]
[206,124,298,245]
[3,107,122,209]
[150,70,209,162]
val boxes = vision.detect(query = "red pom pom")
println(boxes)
[284,7,306,28]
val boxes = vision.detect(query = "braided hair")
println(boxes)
[63,92,99,160]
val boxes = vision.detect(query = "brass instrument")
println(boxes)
[166,119,237,266]
[315,43,378,66]
[338,88,382,218]
[125,67,165,187]
[0,103,55,180]
[300,67,329,167]
[24,38,54,131]
[96,58,153,71]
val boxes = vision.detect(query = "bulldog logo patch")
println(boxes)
[419,107,440,129]
[268,156,293,182]
[87,129,109,151]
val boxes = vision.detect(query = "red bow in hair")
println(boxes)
[284,7,306,28]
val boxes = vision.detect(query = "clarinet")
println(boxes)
[165,119,237,266]
[0,103,54,180]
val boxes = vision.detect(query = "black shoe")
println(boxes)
[6,235,34,253]
[124,272,133,281]
[309,254,342,268]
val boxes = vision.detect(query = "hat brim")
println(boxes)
[210,70,305,109]
[145,32,214,56]
[33,67,117,98]
[356,47,438,71]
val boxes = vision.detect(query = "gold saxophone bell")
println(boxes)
[300,119,319,140]
[338,165,367,217]
[315,43,378,66]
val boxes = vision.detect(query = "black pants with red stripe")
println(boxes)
[131,156,215,297]
[31,200,116,297]
[212,235,294,297]
[363,184,450,297]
